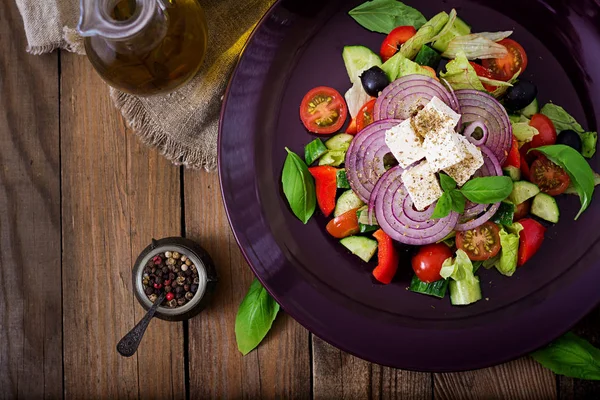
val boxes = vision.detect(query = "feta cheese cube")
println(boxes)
[385,119,426,168]
[401,161,443,211]
[411,96,461,137]
[443,135,485,186]
[423,127,466,171]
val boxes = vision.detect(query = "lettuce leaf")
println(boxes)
[381,52,435,81]
[496,229,519,276]
[440,249,477,284]
[442,34,508,60]
[511,121,539,146]
[540,103,597,158]
[439,51,486,91]
[344,80,371,118]
[400,11,449,60]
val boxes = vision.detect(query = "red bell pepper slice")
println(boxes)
[308,166,338,217]
[517,218,546,267]
[503,136,521,169]
[372,229,399,284]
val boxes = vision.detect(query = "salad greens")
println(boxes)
[511,121,538,145]
[440,249,482,305]
[440,52,486,91]
[532,333,600,380]
[282,148,316,224]
[235,279,280,355]
[540,103,597,158]
[348,0,427,34]
[400,11,449,59]
[531,145,595,219]
[495,228,519,276]
[442,34,509,60]
[381,52,435,81]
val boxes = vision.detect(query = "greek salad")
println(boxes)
[281,1,599,306]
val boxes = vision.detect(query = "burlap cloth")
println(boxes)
[15,0,276,170]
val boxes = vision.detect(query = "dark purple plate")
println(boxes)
[219,0,600,371]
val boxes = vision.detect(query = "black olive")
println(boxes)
[360,66,390,97]
[504,80,538,112]
[556,129,582,152]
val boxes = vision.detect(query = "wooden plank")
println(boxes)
[0,2,62,398]
[559,307,600,399]
[60,53,184,398]
[312,337,432,400]
[434,357,556,400]
[184,170,311,399]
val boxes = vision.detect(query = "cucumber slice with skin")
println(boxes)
[503,166,521,181]
[356,206,378,226]
[492,201,515,226]
[414,45,442,69]
[531,192,560,223]
[304,139,328,165]
[336,169,350,189]
[342,46,382,83]
[325,133,353,151]
[508,181,540,205]
[340,236,378,263]
[318,150,345,167]
[334,190,364,217]
[431,17,472,52]
[449,277,482,305]
[409,275,449,298]
[520,98,539,118]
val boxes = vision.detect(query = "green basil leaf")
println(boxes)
[448,189,466,213]
[439,173,457,192]
[348,0,427,34]
[531,332,600,380]
[282,148,316,224]
[235,279,281,356]
[530,145,595,219]
[459,176,514,204]
[540,103,597,158]
[431,192,451,219]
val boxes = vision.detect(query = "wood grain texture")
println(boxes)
[435,357,556,400]
[60,53,184,398]
[0,2,62,399]
[559,307,600,399]
[184,170,311,399]
[312,336,431,400]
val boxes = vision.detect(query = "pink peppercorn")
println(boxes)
[166,292,175,301]
[154,283,162,289]
[153,255,162,265]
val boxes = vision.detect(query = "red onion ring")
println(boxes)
[346,119,404,203]
[374,75,460,121]
[455,90,512,165]
[454,145,503,231]
[374,166,459,245]
[463,121,489,146]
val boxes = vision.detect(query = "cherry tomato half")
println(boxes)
[469,62,497,92]
[513,200,531,221]
[503,136,521,169]
[517,218,546,266]
[326,208,360,239]
[456,222,502,261]
[346,118,358,135]
[300,86,348,134]
[529,114,557,148]
[530,157,571,196]
[411,243,453,283]
[356,99,376,132]
[380,26,417,62]
[482,39,528,81]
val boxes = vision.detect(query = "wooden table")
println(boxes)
[2,3,600,398]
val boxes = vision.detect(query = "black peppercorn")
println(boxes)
[191,284,198,293]
[177,298,186,306]
[145,286,154,295]
[176,292,183,299]
[151,267,157,274]
[168,272,176,281]
[184,284,190,292]
[175,286,184,294]
[164,285,172,293]
[162,266,168,274]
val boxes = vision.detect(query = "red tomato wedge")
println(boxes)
[356,99,376,132]
[517,218,546,267]
[411,243,453,283]
[503,136,521,169]
[456,222,502,261]
[530,157,570,196]
[513,200,531,221]
[300,86,347,134]
[482,39,528,81]
[326,208,360,239]
[469,62,497,92]
[308,166,338,217]
[380,26,417,62]
[529,114,557,148]
[372,229,399,284]
[346,118,358,135]
[520,152,531,181]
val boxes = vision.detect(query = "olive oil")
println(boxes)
[83,0,207,96]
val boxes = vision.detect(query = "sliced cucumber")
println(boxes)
[414,45,442,69]
[334,190,364,217]
[325,133,353,151]
[304,139,328,165]
[359,224,378,234]
[508,181,540,205]
[340,236,378,263]
[503,166,521,182]
[336,169,350,189]
[531,192,560,223]
[409,275,449,298]
[431,16,472,52]
[356,206,377,226]
[492,201,515,226]
[318,150,345,167]
[520,98,539,118]
[449,277,482,305]
[342,46,382,83]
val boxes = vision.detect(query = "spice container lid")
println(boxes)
[132,237,217,321]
